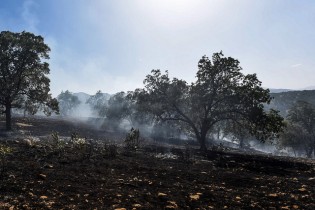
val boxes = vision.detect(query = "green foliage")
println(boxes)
[47,131,120,161]
[0,144,12,158]
[86,90,108,117]
[150,121,181,143]
[279,101,315,157]
[224,120,252,148]
[70,132,87,151]
[87,90,154,132]
[0,31,59,130]
[57,90,81,116]
[23,99,41,116]
[135,52,284,150]
[99,143,118,158]
[278,122,311,156]
[125,90,155,129]
[0,144,13,178]
[104,91,132,129]
[287,101,315,133]
[268,90,315,117]
[124,128,141,151]
[51,131,66,156]
[107,92,130,118]
[250,109,285,143]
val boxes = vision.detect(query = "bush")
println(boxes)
[0,144,12,179]
[124,128,141,151]
[51,131,66,153]
[100,143,118,159]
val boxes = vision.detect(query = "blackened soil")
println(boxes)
[0,116,314,210]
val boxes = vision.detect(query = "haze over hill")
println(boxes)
[67,88,315,119]
[72,92,111,103]
[70,85,315,99]
[269,86,315,93]
[266,90,315,117]
[269,88,292,93]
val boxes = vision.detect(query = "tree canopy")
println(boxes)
[279,101,315,157]
[86,90,108,117]
[57,90,80,116]
[266,90,315,117]
[103,91,132,130]
[135,52,284,150]
[0,31,58,130]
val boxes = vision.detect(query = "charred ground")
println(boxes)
[0,117,314,210]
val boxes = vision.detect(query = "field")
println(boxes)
[0,117,314,210]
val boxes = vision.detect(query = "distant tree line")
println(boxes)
[264,90,315,157]
[79,52,285,151]
[55,85,315,157]
[267,90,315,117]
[278,101,315,158]
[57,90,80,116]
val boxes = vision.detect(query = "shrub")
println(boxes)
[0,144,13,179]
[100,143,118,159]
[124,128,141,151]
[51,131,66,156]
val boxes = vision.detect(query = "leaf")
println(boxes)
[268,193,278,197]
[189,194,200,201]
[133,204,142,208]
[235,196,241,200]
[158,192,167,197]
[38,174,47,179]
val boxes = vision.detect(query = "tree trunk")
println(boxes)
[292,148,296,157]
[5,102,12,131]
[239,138,244,149]
[196,124,212,153]
[197,133,208,152]
[306,147,312,158]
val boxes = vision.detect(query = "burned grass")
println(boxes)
[0,117,314,209]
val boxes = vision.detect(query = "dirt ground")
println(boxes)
[0,116,314,210]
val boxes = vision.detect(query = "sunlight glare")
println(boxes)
[134,0,212,28]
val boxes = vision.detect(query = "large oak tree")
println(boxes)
[0,31,58,130]
[135,52,284,150]
[281,101,315,157]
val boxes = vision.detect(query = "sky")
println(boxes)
[1,0,315,96]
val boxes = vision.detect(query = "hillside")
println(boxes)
[73,92,111,103]
[267,90,315,117]
[71,90,315,118]
[0,117,314,209]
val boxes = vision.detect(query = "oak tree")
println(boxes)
[57,90,81,116]
[104,91,131,130]
[86,90,108,117]
[0,31,58,130]
[135,52,284,150]
[280,101,315,157]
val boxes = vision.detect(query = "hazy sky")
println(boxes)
[1,0,315,96]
